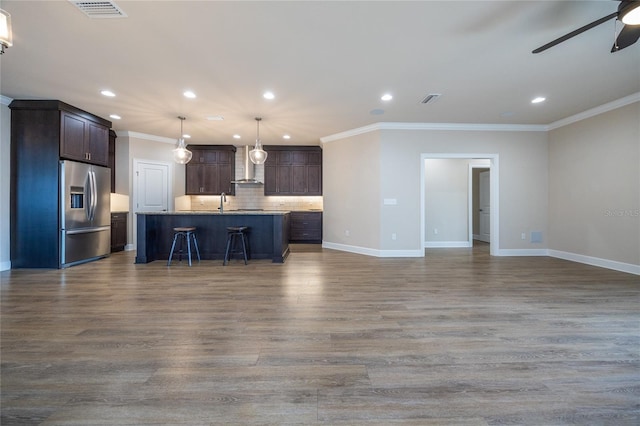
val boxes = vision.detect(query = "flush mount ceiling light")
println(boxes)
[263,91,275,100]
[101,90,116,97]
[183,90,196,99]
[621,1,640,25]
[173,116,192,164]
[531,96,546,104]
[0,9,13,54]
[249,117,268,165]
[381,93,393,101]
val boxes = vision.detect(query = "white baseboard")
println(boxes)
[319,242,640,276]
[125,244,135,251]
[548,249,640,275]
[322,242,423,258]
[0,261,10,272]
[496,249,548,257]
[425,241,472,248]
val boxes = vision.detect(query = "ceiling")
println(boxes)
[1,1,639,145]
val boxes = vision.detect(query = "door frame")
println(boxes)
[469,164,491,244]
[421,153,499,256]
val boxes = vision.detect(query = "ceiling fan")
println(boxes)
[532,0,640,53]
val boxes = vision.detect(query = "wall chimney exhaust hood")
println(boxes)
[232,146,263,184]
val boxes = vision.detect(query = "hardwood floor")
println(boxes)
[1,244,639,425]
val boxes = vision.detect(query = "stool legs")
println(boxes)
[168,231,200,266]
[224,231,248,266]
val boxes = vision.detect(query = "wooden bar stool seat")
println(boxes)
[168,226,200,266]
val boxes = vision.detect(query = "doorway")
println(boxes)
[132,159,172,248]
[470,167,491,244]
[421,154,499,256]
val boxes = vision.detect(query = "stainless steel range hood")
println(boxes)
[232,146,263,184]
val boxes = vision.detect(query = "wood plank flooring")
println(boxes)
[1,244,639,425]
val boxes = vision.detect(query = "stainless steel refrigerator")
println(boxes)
[60,160,111,267]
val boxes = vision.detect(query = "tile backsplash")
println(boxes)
[181,147,323,211]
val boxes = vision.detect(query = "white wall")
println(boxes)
[549,102,640,268]
[0,100,11,270]
[323,127,549,256]
[322,131,381,255]
[424,159,470,244]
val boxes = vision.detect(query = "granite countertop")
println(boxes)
[137,210,291,215]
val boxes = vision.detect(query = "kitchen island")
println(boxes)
[135,210,290,264]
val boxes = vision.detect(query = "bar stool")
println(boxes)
[224,226,249,265]
[168,227,200,266]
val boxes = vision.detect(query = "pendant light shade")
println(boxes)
[0,9,12,54]
[173,116,192,164]
[249,117,268,165]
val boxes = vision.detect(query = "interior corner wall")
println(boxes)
[548,102,640,266]
[322,131,381,251]
[0,102,11,271]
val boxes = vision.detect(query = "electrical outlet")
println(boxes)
[345,230,350,237]
[434,228,438,235]
[391,233,397,240]
[521,233,526,240]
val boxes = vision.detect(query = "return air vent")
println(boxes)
[421,93,442,104]
[69,1,127,18]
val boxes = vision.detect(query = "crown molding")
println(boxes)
[321,92,640,143]
[547,92,640,131]
[321,122,547,143]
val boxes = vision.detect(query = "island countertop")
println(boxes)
[135,211,290,264]
[138,210,291,215]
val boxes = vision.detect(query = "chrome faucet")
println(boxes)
[219,192,227,213]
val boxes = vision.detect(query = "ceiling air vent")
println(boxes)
[421,93,442,105]
[69,1,127,18]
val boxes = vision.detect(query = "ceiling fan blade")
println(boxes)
[611,24,640,52]
[533,12,618,53]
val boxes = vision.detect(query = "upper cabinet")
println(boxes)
[185,145,236,195]
[60,111,109,166]
[10,100,112,167]
[264,146,322,196]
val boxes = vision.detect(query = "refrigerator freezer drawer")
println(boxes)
[61,227,111,267]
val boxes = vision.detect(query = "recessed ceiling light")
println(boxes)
[531,96,546,104]
[183,134,191,139]
[283,134,291,140]
[206,115,224,121]
[183,90,196,99]
[381,93,393,101]
[101,90,116,97]
[109,114,121,120]
[233,134,241,139]
[263,91,275,100]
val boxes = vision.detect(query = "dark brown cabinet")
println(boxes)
[108,130,117,193]
[111,212,128,252]
[60,110,110,166]
[290,211,322,243]
[185,145,236,195]
[264,146,322,196]
[9,100,112,268]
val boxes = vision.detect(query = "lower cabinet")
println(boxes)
[111,212,128,252]
[290,211,322,243]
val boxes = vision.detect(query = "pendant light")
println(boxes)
[173,116,192,164]
[0,9,12,54]
[249,117,268,165]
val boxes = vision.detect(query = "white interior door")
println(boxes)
[478,170,491,243]
[134,160,169,213]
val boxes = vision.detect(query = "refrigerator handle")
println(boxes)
[90,170,98,221]
[85,171,92,221]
